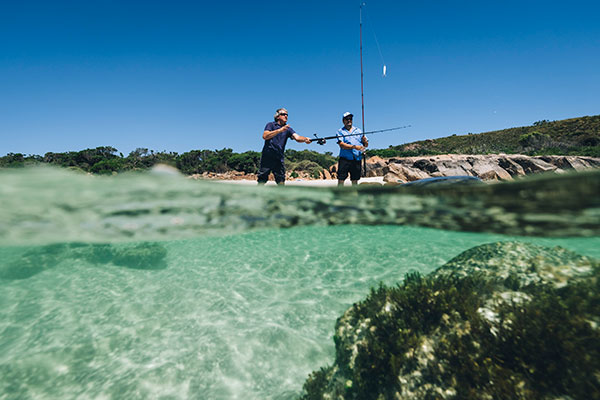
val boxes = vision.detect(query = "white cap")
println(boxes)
[342,112,353,119]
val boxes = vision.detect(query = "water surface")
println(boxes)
[1,167,599,399]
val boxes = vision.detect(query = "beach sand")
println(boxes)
[215,176,385,187]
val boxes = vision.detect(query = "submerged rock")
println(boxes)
[0,243,68,280]
[434,241,594,288]
[0,242,168,280]
[109,243,167,270]
[300,241,600,400]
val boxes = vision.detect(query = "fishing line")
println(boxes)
[358,2,389,177]
[363,5,387,77]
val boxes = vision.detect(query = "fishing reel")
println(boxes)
[313,134,326,145]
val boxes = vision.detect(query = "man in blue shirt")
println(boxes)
[336,112,368,186]
[258,108,311,185]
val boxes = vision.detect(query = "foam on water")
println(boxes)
[1,167,599,399]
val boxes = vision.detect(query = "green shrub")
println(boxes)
[90,158,125,174]
[287,159,323,178]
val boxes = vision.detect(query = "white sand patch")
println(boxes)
[214,177,385,187]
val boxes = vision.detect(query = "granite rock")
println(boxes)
[380,154,599,182]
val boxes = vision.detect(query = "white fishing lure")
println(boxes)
[383,65,387,77]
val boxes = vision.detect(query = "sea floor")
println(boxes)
[1,225,599,399]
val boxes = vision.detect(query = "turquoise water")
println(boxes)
[1,167,599,399]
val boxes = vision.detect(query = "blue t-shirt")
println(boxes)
[262,122,296,160]
[336,126,364,161]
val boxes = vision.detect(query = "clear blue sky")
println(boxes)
[2,0,599,157]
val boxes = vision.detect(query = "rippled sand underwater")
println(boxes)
[1,167,599,399]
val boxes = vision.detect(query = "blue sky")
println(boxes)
[1,0,599,157]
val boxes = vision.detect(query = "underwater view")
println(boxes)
[1,167,599,399]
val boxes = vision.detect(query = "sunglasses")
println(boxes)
[279,113,288,116]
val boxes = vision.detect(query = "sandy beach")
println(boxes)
[215,176,385,187]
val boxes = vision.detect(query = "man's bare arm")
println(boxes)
[338,141,365,151]
[291,133,312,144]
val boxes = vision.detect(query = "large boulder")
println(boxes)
[497,156,526,177]
[383,163,431,183]
[365,156,388,177]
[583,157,600,168]
[470,158,512,180]
[301,242,599,400]
[539,155,595,172]
[509,156,558,174]
[434,159,473,177]
[412,159,439,174]
[432,241,594,287]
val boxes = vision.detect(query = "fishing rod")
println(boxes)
[310,125,411,145]
[359,3,388,175]
[360,2,366,175]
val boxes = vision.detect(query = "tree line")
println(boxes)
[0,146,337,176]
[4,115,597,174]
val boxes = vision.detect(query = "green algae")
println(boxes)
[301,243,600,400]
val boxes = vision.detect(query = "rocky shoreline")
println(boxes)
[367,154,600,183]
[186,154,600,183]
[300,241,600,399]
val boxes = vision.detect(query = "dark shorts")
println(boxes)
[257,154,286,184]
[337,157,362,181]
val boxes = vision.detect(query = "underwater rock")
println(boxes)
[0,242,168,280]
[0,244,68,280]
[80,244,115,265]
[76,242,168,270]
[300,241,600,400]
[110,243,167,270]
[433,241,595,288]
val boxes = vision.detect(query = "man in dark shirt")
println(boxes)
[258,108,311,185]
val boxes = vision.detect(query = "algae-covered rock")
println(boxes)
[434,241,595,288]
[301,241,600,400]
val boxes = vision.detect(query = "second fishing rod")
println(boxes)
[310,125,411,145]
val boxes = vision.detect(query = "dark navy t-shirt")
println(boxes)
[262,122,296,160]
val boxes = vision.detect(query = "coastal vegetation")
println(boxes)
[0,146,337,176]
[368,115,600,158]
[1,115,598,174]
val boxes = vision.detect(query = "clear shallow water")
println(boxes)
[1,168,599,399]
